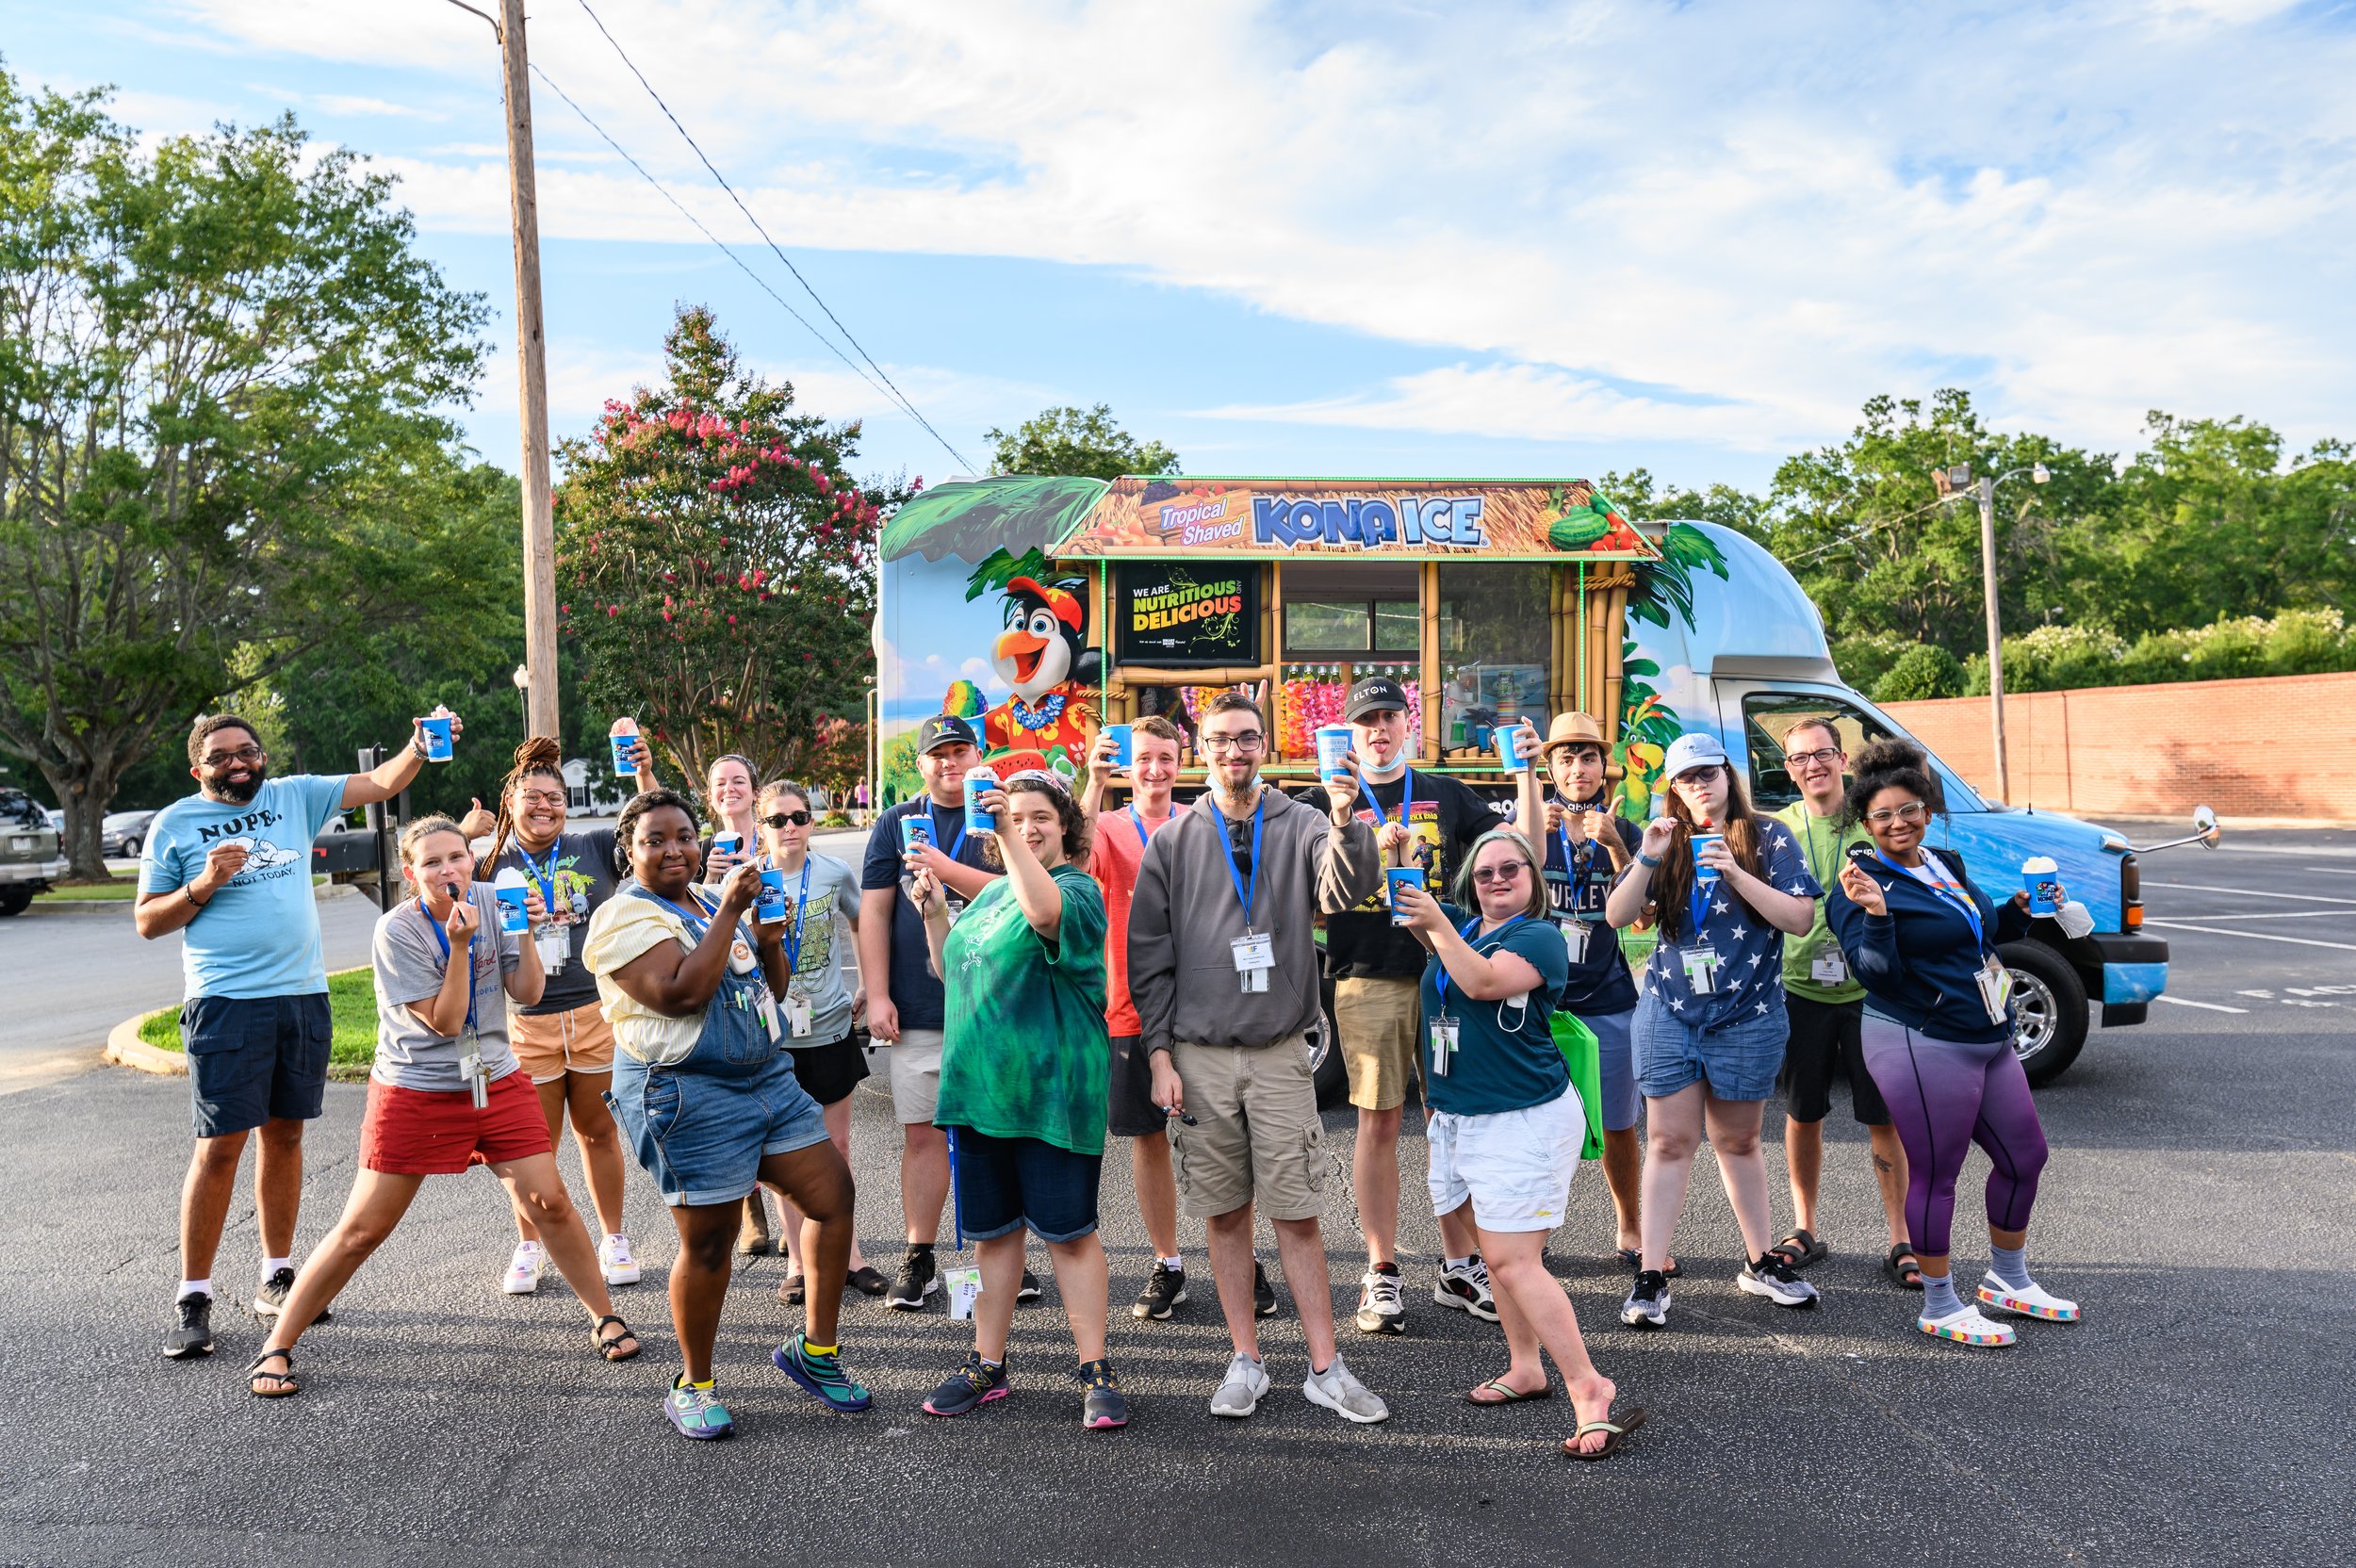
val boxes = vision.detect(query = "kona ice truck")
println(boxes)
[873,474,2204,1086]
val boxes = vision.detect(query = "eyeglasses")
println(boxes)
[516,790,566,808]
[761,810,812,828]
[1472,863,1529,885]
[203,746,264,766]
[1202,733,1266,755]
[1784,747,1843,768]
[1865,802,1929,825]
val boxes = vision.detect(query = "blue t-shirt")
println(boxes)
[1632,818,1821,1031]
[859,798,1000,1032]
[1540,793,1644,1017]
[1418,902,1574,1118]
[139,775,350,1000]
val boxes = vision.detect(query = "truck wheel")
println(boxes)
[1999,939,2087,1087]
[0,886,32,917]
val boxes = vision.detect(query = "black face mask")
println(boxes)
[209,762,270,805]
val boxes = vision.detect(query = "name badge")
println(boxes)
[458,1051,488,1109]
[1559,918,1590,965]
[1232,932,1274,993]
[1681,945,1723,995]
[947,1266,984,1320]
[754,986,782,1043]
[1428,1017,1460,1075]
[786,992,813,1038]
[1975,956,2012,1024]
[535,930,568,975]
[1810,950,1849,987]
[944,893,967,928]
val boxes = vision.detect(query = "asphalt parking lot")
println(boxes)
[0,827,2349,1567]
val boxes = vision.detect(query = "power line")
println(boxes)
[571,0,976,472]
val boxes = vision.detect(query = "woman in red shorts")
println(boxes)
[243,816,642,1396]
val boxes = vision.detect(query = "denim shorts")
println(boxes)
[606,1049,831,1207]
[1575,1006,1642,1134]
[183,993,332,1138]
[949,1127,1104,1244]
[1631,997,1790,1102]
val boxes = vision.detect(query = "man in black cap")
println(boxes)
[859,714,1010,1310]
[1297,676,1519,1336]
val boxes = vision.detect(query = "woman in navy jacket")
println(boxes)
[1825,741,2082,1348]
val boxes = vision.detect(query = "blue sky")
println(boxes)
[10,0,2353,493]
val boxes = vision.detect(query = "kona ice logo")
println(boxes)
[1251,495,1488,549]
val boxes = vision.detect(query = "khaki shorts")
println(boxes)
[1167,1033,1328,1223]
[510,1000,615,1084]
[889,1026,945,1126]
[1333,975,1422,1112]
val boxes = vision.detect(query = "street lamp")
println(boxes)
[512,662,531,733]
[1934,461,2051,804]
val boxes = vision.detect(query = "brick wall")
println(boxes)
[1879,671,2356,822]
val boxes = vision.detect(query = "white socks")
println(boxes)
[176,1278,214,1302]
[262,1256,290,1279]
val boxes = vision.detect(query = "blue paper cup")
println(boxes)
[495,886,531,934]
[1385,865,1426,925]
[1104,724,1133,770]
[418,715,453,761]
[2021,859,2061,916]
[757,867,788,923]
[900,817,934,855]
[610,732,639,776]
[1691,832,1724,886]
[1493,721,1534,772]
[1315,726,1353,783]
[963,768,998,833]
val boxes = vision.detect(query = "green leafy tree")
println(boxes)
[986,403,1179,480]
[0,74,491,876]
[1873,645,1968,702]
[556,305,897,793]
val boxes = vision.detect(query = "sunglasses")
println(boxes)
[1472,862,1530,885]
[761,810,813,828]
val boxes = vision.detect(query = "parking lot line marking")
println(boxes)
[2164,910,2355,921]
[2144,883,2356,906]
[2153,995,2250,1013]
[2143,920,2356,952]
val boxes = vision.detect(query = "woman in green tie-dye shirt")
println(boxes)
[911,771,1126,1429]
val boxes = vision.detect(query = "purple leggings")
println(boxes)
[1859,1017,2048,1257]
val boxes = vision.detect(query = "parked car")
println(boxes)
[0,790,68,916]
[102,809,158,858]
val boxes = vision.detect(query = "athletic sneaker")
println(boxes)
[773,1337,874,1412]
[1077,1359,1129,1429]
[1210,1351,1271,1418]
[1433,1256,1497,1323]
[252,1266,329,1324]
[1252,1261,1281,1318]
[163,1292,215,1359]
[1132,1262,1187,1321]
[664,1378,734,1440]
[1355,1263,1406,1334]
[1621,1269,1670,1328]
[501,1242,545,1296]
[923,1350,1010,1417]
[1017,1268,1043,1303]
[1737,1253,1822,1309]
[1919,1304,2016,1347]
[887,1249,939,1311]
[598,1234,641,1287]
[1976,1274,2082,1323]
[1302,1352,1390,1424]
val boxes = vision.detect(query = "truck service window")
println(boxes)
[1436,564,1550,751]
[1281,561,1419,656]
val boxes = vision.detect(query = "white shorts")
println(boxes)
[888,1026,944,1125]
[1426,1086,1585,1233]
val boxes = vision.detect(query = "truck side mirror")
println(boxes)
[2193,804,2221,849]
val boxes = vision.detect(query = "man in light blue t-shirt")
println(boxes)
[137,710,465,1361]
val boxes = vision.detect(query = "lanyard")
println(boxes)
[419,895,478,1040]
[1436,913,1526,1008]
[925,803,967,863]
[515,839,561,913]
[643,886,721,945]
[1222,792,1266,930]
[1359,768,1414,832]
[1552,792,1610,876]
[1127,805,1167,850]
[774,856,813,973]
[1876,849,1984,948]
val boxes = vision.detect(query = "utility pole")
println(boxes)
[1977,474,2008,804]
[499,0,561,741]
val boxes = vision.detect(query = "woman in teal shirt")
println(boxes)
[1396,828,1644,1461]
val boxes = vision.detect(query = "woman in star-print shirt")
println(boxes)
[1603,732,1821,1331]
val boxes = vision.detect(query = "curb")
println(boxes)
[104,1011,187,1078]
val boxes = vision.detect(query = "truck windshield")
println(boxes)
[1742,694,1902,810]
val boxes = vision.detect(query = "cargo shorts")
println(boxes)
[1166,1032,1329,1223]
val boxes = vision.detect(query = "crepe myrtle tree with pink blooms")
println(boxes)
[555,305,911,791]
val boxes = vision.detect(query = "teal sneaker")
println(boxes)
[664,1377,735,1440]
[773,1337,873,1413]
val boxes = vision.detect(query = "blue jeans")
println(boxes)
[1631,997,1789,1102]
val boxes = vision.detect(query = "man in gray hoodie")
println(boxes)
[1129,691,1389,1423]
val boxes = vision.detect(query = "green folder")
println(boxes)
[1550,1011,1606,1161]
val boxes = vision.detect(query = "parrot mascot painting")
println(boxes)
[976,574,1101,775]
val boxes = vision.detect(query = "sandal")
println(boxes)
[1467,1377,1552,1406]
[1616,1250,1682,1280]
[247,1348,302,1398]
[593,1315,642,1362]
[1563,1405,1647,1461]
[1770,1230,1828,1270]
[777,1272,807,1307]
[845,1265,889,1297]
[1885,1244,1924,1291]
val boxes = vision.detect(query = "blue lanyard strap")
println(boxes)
[516,841,561,913]
[1437,913,1525,1007]
[1223,792,1266,930]
[1875,849,1985,948]
[777,857,812,975]
[924,803,967,863]
[1358,768,1414,831]
[419,896,478,1039]
[1127,805,1160,850]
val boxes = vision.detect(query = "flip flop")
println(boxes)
[1770,1230,1828,1269]
[1615,1250,1682,1279]
[1563,1405,1647,1461]
[1466,1378,1552,1406]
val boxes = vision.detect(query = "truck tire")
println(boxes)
[1999,939,2087,1087]
[0,886,32,917]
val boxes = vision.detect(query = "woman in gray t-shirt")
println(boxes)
[241,816,642,1397]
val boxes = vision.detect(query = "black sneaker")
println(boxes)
[163,1292,215,1359]
[252,1266,329,1324]
[887,1249,939,1311]
[1131,1261,1187,1321]
[1252,1261,1281,1318]
[1017,1268,1043,1304]
[922,1350,1010,1417]
[1621,1269,1671,1329]
[1077,1359,1129,1429]
[1738,1253,1823,1309]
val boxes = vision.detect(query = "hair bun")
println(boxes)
[1852,737,1926,779]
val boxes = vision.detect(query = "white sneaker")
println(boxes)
[1433,1256,1498,1323]
[598,1233,641,1288]
[1919,1304,2017,1347]
[501,1241,545,1296]
[1977,1272,2081,1322]
[1210,1352,1271,1418]
[1302,1351,1389,1424]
